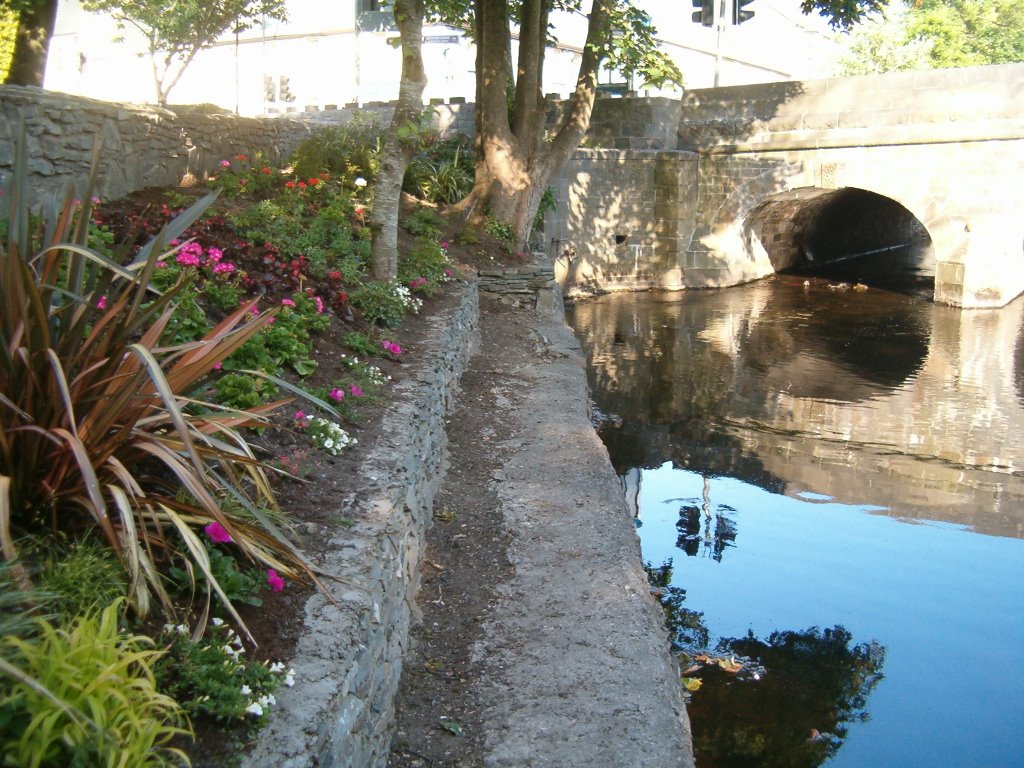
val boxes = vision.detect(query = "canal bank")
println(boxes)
[391,290,695,768]
[244,272,694,767]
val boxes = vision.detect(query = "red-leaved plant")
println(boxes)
[0,131,311,639]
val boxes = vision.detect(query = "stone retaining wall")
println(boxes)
[243,282,479,768]
[0,85,311,207]
[477,260,562,313]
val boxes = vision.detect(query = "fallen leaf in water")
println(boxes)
[718,657,744,673]
[682,665,701,676]
[682,677,703,692]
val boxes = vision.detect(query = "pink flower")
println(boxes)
[213,361,222,370]
[95,295,108,310]
[440,241,449,249]
[281,298,296,307]
[349,384,363,397]
[204,521,233,544]
[219,160,231,168]
[329,387,345,402]
[313,295,324,314]
[267,568,285,592]
[381,340,401,356]
[294,410,307,422]
[207,247,223,263]
[409,277,428,290]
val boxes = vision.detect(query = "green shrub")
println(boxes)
[403,206,446,239]
[350,281,421,328]
[216,372,276,410]
[484,216,516,246]
[398,238,451,285]
[154,619,291,726]
[341,331,381,358]
[290,117,384,183]
[404,137,474,205]
[0,601,190,768]
[533,186,557,231]
[37,538,126,623]
[168,544,265,607]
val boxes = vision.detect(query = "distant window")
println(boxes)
[357,0,382,11]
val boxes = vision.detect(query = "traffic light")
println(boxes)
[692,0,713,27]
[733,0,755,24]
[279,75,295,103]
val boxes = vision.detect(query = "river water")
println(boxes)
[566,276,1024,768]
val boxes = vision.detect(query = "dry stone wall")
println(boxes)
[0,85,311,207]
[243,282,479,768]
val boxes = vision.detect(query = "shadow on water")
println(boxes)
[573,280,1024,537]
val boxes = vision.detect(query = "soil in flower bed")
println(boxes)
[92,184,524,764]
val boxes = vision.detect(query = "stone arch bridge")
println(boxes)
[546,63,1024,308]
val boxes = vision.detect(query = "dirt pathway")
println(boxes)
[388,295,694,768]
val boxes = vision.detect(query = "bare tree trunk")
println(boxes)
[5,0,59,87]
[368,0,427,282]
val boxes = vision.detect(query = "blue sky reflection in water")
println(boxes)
[567,279,1024,768]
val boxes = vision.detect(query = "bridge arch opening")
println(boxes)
[744,187,935,296]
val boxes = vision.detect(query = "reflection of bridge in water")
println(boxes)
[569,282,1024,540]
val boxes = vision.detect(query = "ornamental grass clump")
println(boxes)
[0,131,313,635]
[0,600,191,768]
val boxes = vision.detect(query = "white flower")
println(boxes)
[269,661,286,673]
[246,701,264,717]
[354,177,367,187]
[211,617,224,627]
[323,438,335,450]
[284,671,295,687]
[240,684,252,696]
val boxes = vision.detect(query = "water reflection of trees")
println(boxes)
[689,627,886,768]
[647,559,886,768]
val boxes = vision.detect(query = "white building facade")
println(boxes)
[44,0,842,116]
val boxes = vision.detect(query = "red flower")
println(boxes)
[261,167,271,175]
[307,177,320,186]
[236,153,248,161]
[297,181,307,189]
[319,172,329,180]
[285,181,295,188]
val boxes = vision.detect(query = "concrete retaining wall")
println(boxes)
[0,85,311,208]
[243,282,479,768]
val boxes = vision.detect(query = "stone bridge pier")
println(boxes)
[547,63,1024,309]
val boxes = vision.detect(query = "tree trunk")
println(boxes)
[368,0,427,282]
[5,0,59,86]
[459,0,608,251]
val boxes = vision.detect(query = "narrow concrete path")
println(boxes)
[436,295,694,767]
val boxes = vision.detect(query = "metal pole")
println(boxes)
[713,0,732,88]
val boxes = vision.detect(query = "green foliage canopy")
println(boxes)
[838,0,1024,75]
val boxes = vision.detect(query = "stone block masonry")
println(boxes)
[242,283,479,768]
[0,85,311,208]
